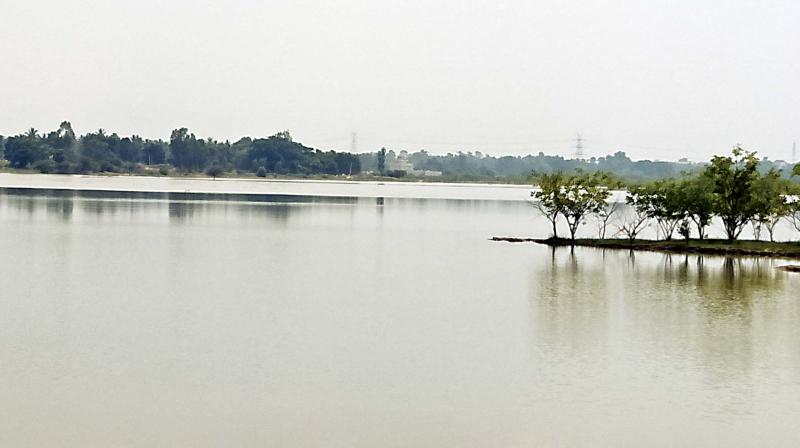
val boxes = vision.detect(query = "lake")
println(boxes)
[1,182,799,447]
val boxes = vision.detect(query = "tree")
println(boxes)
[618,187,651,241]
[677,175,714,240]
[142,141,167,165]
[678,220,691,241]
[4,130,50,168]
[170,128,209,171]
[595,201,621,239]
[205,164,223,179]
[749,169,791,242]
[645,180,684,240]
[79,130,119,171]
[704,146,760,241]
[531,172,566,238]
[116,136,142,163]
[793,164,800,177]
[560,176,610,240]
[532,172,610,240]
[377,147,387,175]
[46,121,77,150]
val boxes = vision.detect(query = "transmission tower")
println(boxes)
[573,133,585,160]
[351,132,358,153]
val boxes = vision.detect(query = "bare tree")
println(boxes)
[617,210,649,241]
[617,188,651,241]
[532,197,561,238]
[595,201,621,239]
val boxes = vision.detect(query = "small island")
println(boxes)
[497,147,800,266]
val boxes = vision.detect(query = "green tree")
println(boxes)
[678,220,691,241]
[619,187,652,241]
[170,128,209,171]
[142,141,167,165]
[677,175,714,240]
[560,175,611,240]
[704,146,760,241]
[749,169,791,241]
[532,172,566,238]
[205,164,223,179]
[377,147,387,175]
[646,180,685,240]
[532,172,610,240]
[4,129,50,168]
[79,130,120,171]
[116,136,143,163]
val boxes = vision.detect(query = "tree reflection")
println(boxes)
[530,247,796,395]
[530,246,612,355]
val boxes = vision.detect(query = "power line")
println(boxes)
[573,133,585,159]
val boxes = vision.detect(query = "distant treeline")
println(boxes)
[0,122,796,183]
[358,149,797,183]
[0,122,361,177]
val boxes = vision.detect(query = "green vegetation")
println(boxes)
[0,122,361,177]
[1,123,798,186]
[532,172,610,240]
[530,147,800,247]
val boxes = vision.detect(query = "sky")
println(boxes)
[1,0,798,162]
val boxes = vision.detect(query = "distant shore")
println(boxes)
[492,236,800,260]
[0,172,533,202]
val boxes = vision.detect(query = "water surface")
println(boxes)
[1,188,798,447]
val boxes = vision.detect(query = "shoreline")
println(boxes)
[0,172,533,202]
[491,236,800,261]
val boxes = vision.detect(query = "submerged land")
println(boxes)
[492,237,800,261]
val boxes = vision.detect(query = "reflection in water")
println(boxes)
[531,247,799,427]
[532,247,612,367]
[44,195,75,220]
[168,201,196,221]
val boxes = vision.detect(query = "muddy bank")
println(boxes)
[491,237,800,260]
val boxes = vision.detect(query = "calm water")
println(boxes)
[1,187,799,447]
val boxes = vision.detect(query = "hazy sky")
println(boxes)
[1,0,798,161]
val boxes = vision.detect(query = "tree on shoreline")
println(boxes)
[595,201,621,239]
[619,187,651,241]
[705,147,761,241]
[528,147,800,243]
[377,148,386,176]
[677,176,714,240]
[749,169,791,242]
[560,177,610,240]
[532,172,610,240]
[532,172,567,238]
[0,122,363,177]
[643,180,684,240]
